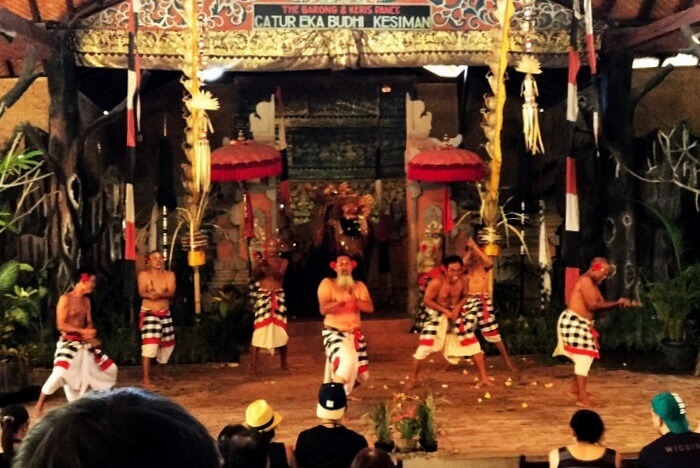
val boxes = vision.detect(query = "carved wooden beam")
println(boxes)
[603,5,700,53]
[0,7,58,53]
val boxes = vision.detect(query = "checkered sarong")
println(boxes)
[322,327,369,382]
[555,309,600,359]
[417,307,475,349]
[250,282,288,350]
[250,282,287,330]
[140,308,175,349]
[54,335,114,372]
[465,293,501,342]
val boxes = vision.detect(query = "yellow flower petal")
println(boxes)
[522,403,528,408]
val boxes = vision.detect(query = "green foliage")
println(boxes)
[0,261,41,361]
[597,305,661,352]
[395,416,420,440]
[644,264,700,343]
[169,285,253,364]
[370,402,393,444]
[417,393,437,444]
[499,313,558,356]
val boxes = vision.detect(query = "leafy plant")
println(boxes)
[0,133,52,234]
[395,416,419,440]
[0,261,41,361]
[417,393,437,445]
[370,402,393,444]
[644,263,700,343]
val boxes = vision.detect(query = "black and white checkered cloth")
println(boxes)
[557,309,600,358]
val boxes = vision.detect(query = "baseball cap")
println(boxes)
[651,392,690,434]
[316,383,347,420]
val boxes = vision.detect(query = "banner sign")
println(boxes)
[253,4,432,30]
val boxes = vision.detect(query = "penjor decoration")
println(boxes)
[181,0,219,314]
[478,0,514,256]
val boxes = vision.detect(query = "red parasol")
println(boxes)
[407,147,485,183]
[211,139,282,182]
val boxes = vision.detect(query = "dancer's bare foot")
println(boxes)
[347,394,362,402]
[476,378,494,388]
[569,391,592,399]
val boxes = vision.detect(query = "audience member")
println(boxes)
[350,447,395,468]
[14,387,220,468]
[295,382,368,468]
[549,409,620,467]
[638,392,700,467]
[244,399,296,468]
[0,404,29,468]
[218,424,269,468]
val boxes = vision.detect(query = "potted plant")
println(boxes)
[645,263,700,371]
[0,261,41,395]
[417,393,438,452]
[370,402,394,453]
[394,415,419,452]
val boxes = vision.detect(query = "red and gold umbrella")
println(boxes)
[407,146,485,233]
[407,147,485,183]
[211,138,282,182]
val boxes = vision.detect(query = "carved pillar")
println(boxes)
[405,94,433,315]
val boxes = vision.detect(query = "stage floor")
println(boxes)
[31,319,699,465]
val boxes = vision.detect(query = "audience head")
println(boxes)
[570,409,605,444]
[217,424,269,468]
[317,382,347,421]
[14,387,220,468]
[1,404,29,462]
[350,447,395,468]
[244,399,283,434]
[651,392,690,435]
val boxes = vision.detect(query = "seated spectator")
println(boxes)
[218,424,269,468]
[638,392,700,467]
[244,399,296,468]
[295,382,368,468]
[14,387,220,468]
[0,404,29,468]
[549,409,620,467]
[350,447,395,468]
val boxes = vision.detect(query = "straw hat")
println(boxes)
[243,400,283,432]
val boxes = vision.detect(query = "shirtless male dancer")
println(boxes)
[137,250,176,390]
[35,270,117,416]
[554,257,640,407]
[462,237,517,372]
[317,255,374,396]
[410,255,493,389]
[249,237,290,375]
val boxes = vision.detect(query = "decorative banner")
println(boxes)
[253,4,431,30]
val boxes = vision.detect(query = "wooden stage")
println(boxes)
[32,319,699,467]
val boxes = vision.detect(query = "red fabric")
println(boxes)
[211,140,282,181]
[564,345,600,359]
[568,47,580,86]
[211,159,282,182]
[244,192,255,239]
[254,317,288,331]
[407,148,485,182]
[443,185,454,233]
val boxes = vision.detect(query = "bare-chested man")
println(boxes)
[553,257,641,407]
[317,255,374,396]
[138,250,176,390]
[35,270,117,416]
[462,237,517,372]
[250,237,289,375]
[410,255,492,389]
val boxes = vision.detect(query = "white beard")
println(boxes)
[336,273,355,289]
